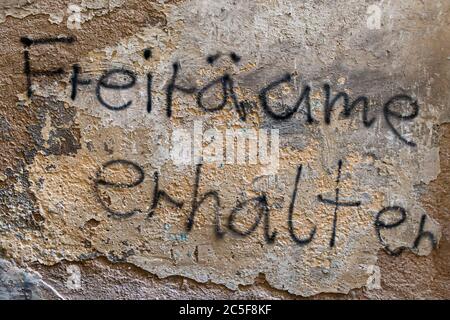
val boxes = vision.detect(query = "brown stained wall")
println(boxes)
[0,0,449,299]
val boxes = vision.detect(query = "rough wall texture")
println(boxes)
[0,0,449,299]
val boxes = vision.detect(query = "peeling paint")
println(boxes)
[0,0,449,299]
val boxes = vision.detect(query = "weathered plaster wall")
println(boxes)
[0,0,449,299]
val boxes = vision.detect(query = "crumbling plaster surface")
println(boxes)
[0,0,449,299]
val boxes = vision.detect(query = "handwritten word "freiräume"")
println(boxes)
[21,36,420,147]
